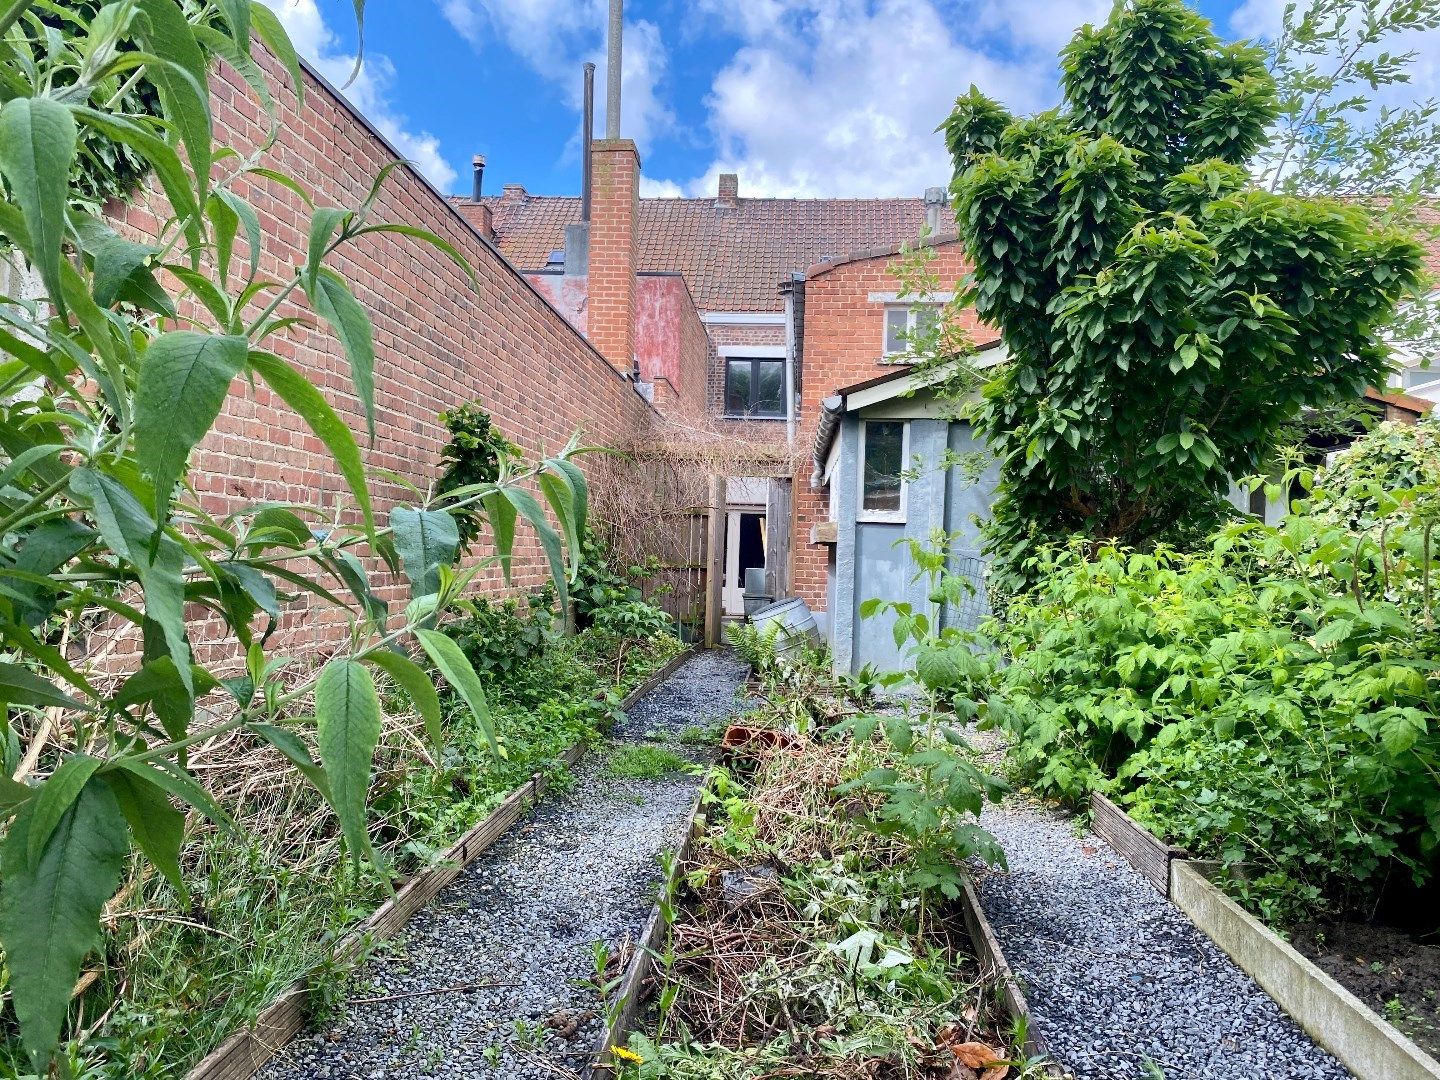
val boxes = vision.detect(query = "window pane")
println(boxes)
[915,304,939,338]
[884,307,908,354]
[862,421,905,514]
[755,360,785,416]
[725,359,751,413]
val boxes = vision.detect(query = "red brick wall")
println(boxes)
[789,244,996,610]
[114,53,660,660]
[588,140,640,375]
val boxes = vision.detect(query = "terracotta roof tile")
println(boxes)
[456,192,933,312]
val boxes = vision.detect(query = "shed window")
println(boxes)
[859,420,907,520]
[725,357,786,417]
[884,304,940,357]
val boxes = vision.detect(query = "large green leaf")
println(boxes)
[0,662,86,711]
[103,769,186,898]
[365,650,443,749]
[133,0,212,203]
[482,489,516,579]
[69,468,191,693]
[112,758,231,831]
[305,267,376,441]
[249,0,303,101]
[416,629,501,757]
[25,754,104,868]
[0,97,76,315]
[390,507,459,599]
[314,658,381,864]
[502,487,569,611]
[248,350,375,539]
[135,332,247,517]
[0,777,129,1071]
[112,657,194,741]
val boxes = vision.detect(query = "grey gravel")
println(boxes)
[258,650,749,1080]
[975,797,1354,1080]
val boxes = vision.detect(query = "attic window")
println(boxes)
[546,249,565,266]
[884,304,939,357]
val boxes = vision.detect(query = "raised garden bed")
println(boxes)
[590,740,1063,1079]
[1088,792,1187,896]
[1171,861,1440,1080]
[188,645,697,1080]
[1289,921,1440,1062]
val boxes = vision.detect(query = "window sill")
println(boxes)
[856,514,907,525]
[722,414,788,422]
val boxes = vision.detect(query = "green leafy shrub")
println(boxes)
[446,591,557,683]
[1310,419,1440,531]
[988,517,1438,923]
[436,402,520,549]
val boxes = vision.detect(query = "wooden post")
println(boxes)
[705,475,725,647]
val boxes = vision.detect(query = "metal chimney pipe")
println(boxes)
[581,63,595,222]
[471,155,485,201]
[605,0,622,139]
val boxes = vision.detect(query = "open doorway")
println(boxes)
[722,509,766,617]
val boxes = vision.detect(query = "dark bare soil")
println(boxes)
[1291,921,1440,1060]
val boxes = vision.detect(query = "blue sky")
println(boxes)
[261,1,1341,200]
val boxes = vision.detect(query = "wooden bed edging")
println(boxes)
[186,644,699,1080]
[957,877,1069,1079]
[585,774,712,1078]
[1171,860,1440,1080]
[1090,792,1187,897]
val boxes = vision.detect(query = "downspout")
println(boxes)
[580,62,595,222]
[783,280,798,446]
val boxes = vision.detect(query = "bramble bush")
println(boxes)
[986,433,1440,923]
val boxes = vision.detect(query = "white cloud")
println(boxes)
[260,0,458,189]
[648,0,1110,198]
[639,176,685,198]
[439,0,673,149]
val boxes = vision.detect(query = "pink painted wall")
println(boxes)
[524,272,589,336]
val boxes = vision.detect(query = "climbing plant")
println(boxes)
[0,1,589,1070]
[942,0,1425,591]
[436,401,520,550]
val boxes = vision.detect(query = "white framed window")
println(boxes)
[857,420,908,522]
[883,303,940,358]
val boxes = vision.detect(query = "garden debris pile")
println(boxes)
[618,733,1024,1079]
[258,651,749,1079]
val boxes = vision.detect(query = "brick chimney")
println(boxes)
[717,172,739,207]
[588,139,640,376]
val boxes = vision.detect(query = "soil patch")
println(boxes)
[1291,921,1440,1061]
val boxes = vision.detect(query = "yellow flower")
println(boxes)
[611,1045,644,1064]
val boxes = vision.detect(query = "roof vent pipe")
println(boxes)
[605,0,622,139]
[581,62,595,222]
[472,155,485,201]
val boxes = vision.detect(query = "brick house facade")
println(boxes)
[788,242,998,615]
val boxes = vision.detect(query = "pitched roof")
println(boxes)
[455,190,934,312]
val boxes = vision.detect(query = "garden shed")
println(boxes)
[810,342,1007,673]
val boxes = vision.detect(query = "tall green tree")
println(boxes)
[1255,0,1440,368]
[943,0,1424,591]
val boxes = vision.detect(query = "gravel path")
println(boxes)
[975,798,1353,1080]
[258,650,750,1080]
